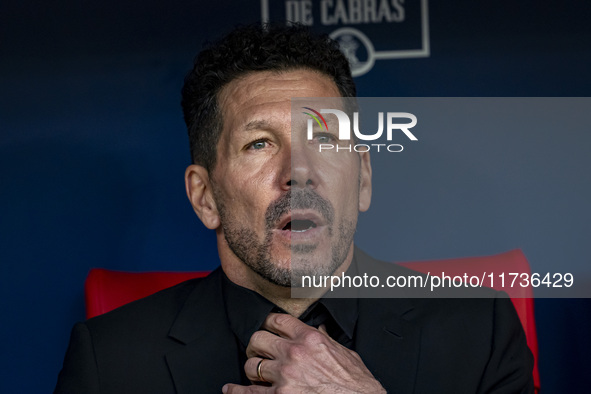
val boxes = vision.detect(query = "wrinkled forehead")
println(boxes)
[216,69,345,135]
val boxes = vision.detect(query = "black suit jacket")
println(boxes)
[55,250,534,393]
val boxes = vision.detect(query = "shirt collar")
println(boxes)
[221,271,276,349]
[221,260,359,348]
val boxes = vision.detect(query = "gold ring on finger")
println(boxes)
[256,358,267,382]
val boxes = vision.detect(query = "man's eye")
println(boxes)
[315,134,335,143]
[248,140,267,150]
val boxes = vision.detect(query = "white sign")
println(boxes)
[261,0,430,76]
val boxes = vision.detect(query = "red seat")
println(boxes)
[85,269,209,319]
[85,249,539,392]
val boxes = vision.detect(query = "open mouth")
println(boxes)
[282,219,318,233]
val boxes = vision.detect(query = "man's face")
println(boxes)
[209,69,371,287]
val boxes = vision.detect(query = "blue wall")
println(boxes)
[1,1,590,392]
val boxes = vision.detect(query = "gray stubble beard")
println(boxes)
[214,188,357,288]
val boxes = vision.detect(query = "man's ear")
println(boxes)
[358,151,372,212]
[185,164,221,230]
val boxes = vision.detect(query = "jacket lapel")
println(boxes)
[355,297,421,393]
[165,269,242,393]
[354,248,421,393]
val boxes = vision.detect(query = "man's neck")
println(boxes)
[219,246,355,318]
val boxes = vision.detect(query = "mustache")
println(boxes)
[265,189,334,230]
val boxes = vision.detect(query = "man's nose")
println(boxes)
[283,142,317,190]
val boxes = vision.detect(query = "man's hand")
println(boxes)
[222,313,386,393]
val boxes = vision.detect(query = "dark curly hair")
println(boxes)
[181,23,356,172]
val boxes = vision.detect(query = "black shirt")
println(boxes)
[220,268,358,384]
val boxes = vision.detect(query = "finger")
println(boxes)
[261,313,311,340]
[244,357,277,384]
[222,383,272,394]
[245,329,285,359]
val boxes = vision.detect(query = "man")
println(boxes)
[55,24,534,393]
